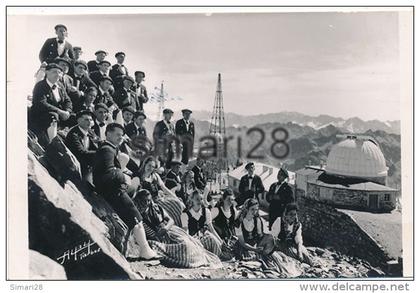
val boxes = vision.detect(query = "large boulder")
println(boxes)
[29,250,67,280]
[28,151,142,280]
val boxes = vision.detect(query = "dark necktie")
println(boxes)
[57,40,64,44]
[51,84,57,90]
[99,122,105,127]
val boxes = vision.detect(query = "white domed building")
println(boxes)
[295,135,397,212]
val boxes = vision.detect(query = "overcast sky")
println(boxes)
[8,11,406,121]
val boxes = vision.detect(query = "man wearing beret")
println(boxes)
[132,71,149,111]
[266,168,295,230]
[175,109,195,165]
[237,162,265,206]
[69,60,96,99]
[30,63,73,147]
[87,50,108,73]
[113,75,141,111]
[121,106,135,129]
[153,108,176,167]
[94,77,118,112]
[90,60,112,86]
[125,111,147,139]
[39,24,74,64]
[65,110,98,182]
[109,52,129,89]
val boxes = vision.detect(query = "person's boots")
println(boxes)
[132,222,160,260]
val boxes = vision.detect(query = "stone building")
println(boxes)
[295,135,397,212]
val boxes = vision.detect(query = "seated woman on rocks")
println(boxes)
[137,156,185,227]
[272,203,313,266]
[131,189,222,268]
[234,198,301,276]
[181,190,223,257]
[176,170,196,204]
[211,188,238,243]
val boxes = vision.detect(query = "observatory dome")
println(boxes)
[325,136,388,178]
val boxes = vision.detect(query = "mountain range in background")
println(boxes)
[189,111,401,135]
[143,111,401,190]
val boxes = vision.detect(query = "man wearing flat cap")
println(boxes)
[110,52,129,89]
[94,76,117,111]
[87,50,108,73]
[153,108,176,167]
[39,24,74,64]
[113,75,141,111]
[237,162,265,206]
[121,106,135,129]
[125,111,147,139]
[90,60,112,86]
[65,110,98,182]
[69,60,96,100]
[29,63,73,148]
[175,109,195,165]
[132,71,149,111]
[266,167,294,230]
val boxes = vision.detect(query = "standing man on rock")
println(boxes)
[132,71,148,112]
[153,108,176,168]
[237,162,265,206]
[39,24,74,64]
[266,168,294,230]
[109,52,129,90]
[175,109,195,165]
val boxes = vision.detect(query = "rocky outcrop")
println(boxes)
[29,250,67,280]
[296,194,394,273]
[28,150,142,280]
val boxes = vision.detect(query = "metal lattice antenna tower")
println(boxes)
[156,81,165,121]
[209,73,226,136]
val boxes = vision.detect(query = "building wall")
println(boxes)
[306,183,396,212]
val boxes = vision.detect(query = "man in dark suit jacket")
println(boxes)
[109,52,129,89]
[94,76,117,109]
[175,109,195,165]
[30,63,73,137]
[39,24,74,63]
[87,50,108,73]
[90,60,112,86]
[113,75,141,110]
[92,123,142,228]
[69,60,96,94]
[266,168,294,230]
[237,162,265,206]
[65,110,98,182]
[92,103,110,141]
[153,109,176,167]
[125,111,147,139]
[131,71,149,111]
[192,157,206,191]
[92,123,158,259]
[165,161,182,190]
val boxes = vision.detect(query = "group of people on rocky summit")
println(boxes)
[28,24,313,273]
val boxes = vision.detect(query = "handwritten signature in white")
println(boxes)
[56,240,101,265]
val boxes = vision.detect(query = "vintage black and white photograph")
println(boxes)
[6,6,413,281]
